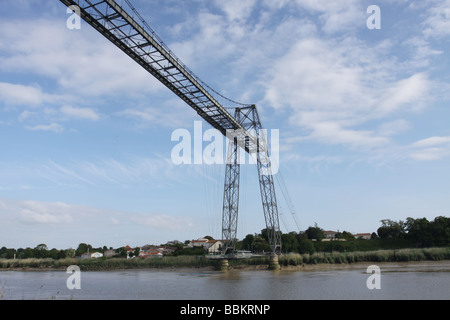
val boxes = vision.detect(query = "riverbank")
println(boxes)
[1,247,449,271]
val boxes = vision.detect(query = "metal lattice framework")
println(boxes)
[61,0,282,254]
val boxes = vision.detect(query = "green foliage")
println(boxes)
[297,239,315,254]
[304,223,324,241]
[173,247,205,256]
[242,234,255,251]
[75,243,93,256]
[377,219,407,239]
[281,233,298,253]
[1,216,448,264]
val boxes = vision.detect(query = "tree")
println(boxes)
[342,231,356,240]
[48,248,59,260]
[116,247,128,258]
[23,247,34,259]
[58,249,67,259]
[242,234,255,251]
[76,243,92,256]
[430,216,450,247]
[377,219,406,239]
[405,217,432,247]
[34,244,48,258]
[297,238,315,254]
[0,247,16,259]
[65,248,76,258]
[252,236,270,253]
[281,232,298,253]
[305,223,324,241]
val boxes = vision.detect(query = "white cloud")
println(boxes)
[376,73,430,115]
[263,35,432,151]
[116,98,196,128]
[269,0,365,34]
[18,110,36,122]
[25,122,64,133]
[409,136,450,161]
[0,198,73,225]
[377,119,412,137]
[0,82,54,107]
[412,136,450,148]
[422,0,450,38]
[214,0,257,22]
[0,18,163,98]
[60,105,100,121]
[130,214,194,231]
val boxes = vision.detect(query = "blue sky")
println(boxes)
[1,0,450,249]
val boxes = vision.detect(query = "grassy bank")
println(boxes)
[278,247,450,266]
[0,255,218,271]
[1,247,449,271]
[229,247,450,268]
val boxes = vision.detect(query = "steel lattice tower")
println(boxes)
[60,0,282,255]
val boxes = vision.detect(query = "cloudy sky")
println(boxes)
[1,0,449,249]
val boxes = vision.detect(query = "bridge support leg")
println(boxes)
[268,254,280,271]
[220,259,229,271]
[221,136,240,255]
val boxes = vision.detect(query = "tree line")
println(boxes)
[1,216,449,259]
[377,216,450,247]
[237,216,450,254]
[0,243,123,260]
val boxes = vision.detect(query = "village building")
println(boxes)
[188,238,223,254]
[354,233,372,240]
[80,252,103,259]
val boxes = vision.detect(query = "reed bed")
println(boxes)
[278,247,450,266]
[1,247,449,270]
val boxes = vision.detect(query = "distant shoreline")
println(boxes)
[1,247,450,272]
[2,260,450,274]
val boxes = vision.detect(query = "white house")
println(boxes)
[188,238,210,248]
[188,238,223,253]
[90,252,103,258]
[323,231,338,239]
[80,252,103,259]
[206,240,223,254]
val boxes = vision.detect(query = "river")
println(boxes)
[1,261,449,300]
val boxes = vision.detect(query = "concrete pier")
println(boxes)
[268,254,280,270]
[220,259,229,271]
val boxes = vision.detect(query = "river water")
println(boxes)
[1,261,449,300]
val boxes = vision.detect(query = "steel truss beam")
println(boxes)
[60,0,282,254]
[60,0,258,152]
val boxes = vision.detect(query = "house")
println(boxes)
[157,246,176,255]
[188,238,210,248]
[188,238,223,253]
[104,249,117,258]
[205,240,223,254]
[354,233,372,240]
[139,249,163,258]
[80,252,103,259]
[323,231,338,239]
[90,252,103,258]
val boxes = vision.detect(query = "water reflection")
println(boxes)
[1,261,449,300]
